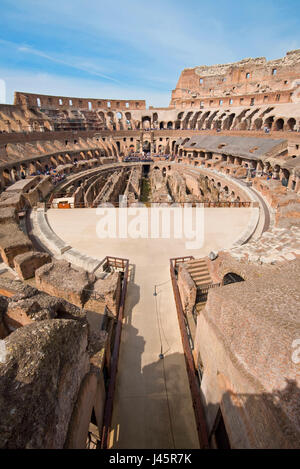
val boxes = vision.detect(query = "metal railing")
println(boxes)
[170,255,194,269]
[196,282,222,302]
[169,257,209,449]
[45,199,253,209]
[100,256,130,449]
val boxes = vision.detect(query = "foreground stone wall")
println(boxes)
[0,319,90,448]
[35,260,121,319]
[0,273,114,449]
[193,259,300,449]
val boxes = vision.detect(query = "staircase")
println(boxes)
[185,258,212,288]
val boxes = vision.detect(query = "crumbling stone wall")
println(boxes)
[35,260,121,319]
[93,169,129,205]
[0,319,90,448]
[150,168,172,203]
[24,176,54,207]
[166,171,189,202]
[0,274,115,449]
[123,166,142,203]
[193,259,300,448]
[170,49,300,108]
[14,251,51,280]
[177,265,196,315]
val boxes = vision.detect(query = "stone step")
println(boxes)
[191,272,211,279]
[193,275,211,283]
[192,274,211,282]
[187,262,207,269]
[187,259,207,266]
[187,266,208,274]
[190,270,210,277]
[195,279,213,287]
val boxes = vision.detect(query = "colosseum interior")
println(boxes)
[0,50,299,450]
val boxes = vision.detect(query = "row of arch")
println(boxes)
[0,138,120,189]
[151,163,244,203]
[1,105,298,135]
[167,109,298,132]
[176,149,298,192]
[91,108,299,133]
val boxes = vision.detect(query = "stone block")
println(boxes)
[0,222,32,267]
[0,319,90,448]
[35,260,95,308]
[84,271,121,317]
[14,251,52,280]
[177,265,196,315]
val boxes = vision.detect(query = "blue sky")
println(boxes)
[0,0,299,107]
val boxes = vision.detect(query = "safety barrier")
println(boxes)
[169,257,209,449]
[101,256,130,449]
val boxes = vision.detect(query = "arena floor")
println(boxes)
[47,207,254,448]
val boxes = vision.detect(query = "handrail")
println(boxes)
[45,200,253,209]
[101,256,130,449]
[197,282,222,291]
[170,255,194,268]
[169,257,209,449]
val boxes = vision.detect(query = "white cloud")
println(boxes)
[1,0,300,109]
[0,67,170,107]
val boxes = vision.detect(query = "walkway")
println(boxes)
[108,261,198,448]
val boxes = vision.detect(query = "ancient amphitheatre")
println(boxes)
[0,49,299,450]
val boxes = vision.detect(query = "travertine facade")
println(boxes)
[171,49,300,108]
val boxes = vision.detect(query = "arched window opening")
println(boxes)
[275,118,284,131]
[223,272,244,286]
[287,118,296,131]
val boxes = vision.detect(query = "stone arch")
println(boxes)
[223,272,244,285]
[287,118,296,131]
[182,112,193,129]
[143,140,150,152]
[198,111,210,130]
[281,168,290,187]
[265,116,275,129]
[214,119,222,130]
[3,169,11,186]
[142,116,151,130]
[275,118,284,131]
[11,167,20,182]
[223,113,235,130]
[207,111,219,130]
[190,111,202,129]
[254,118,263,130]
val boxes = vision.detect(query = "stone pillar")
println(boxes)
[273,167,280,180]
[256,161,263,176]
[10,169,16,182]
